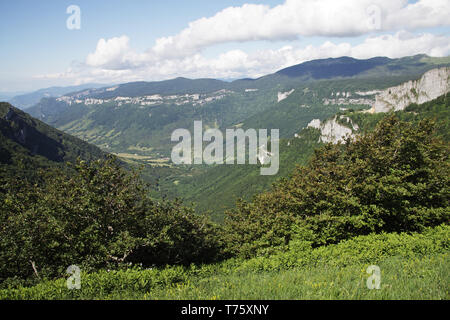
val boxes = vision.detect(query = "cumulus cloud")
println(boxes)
[86,36,148,70]
[149,0,450,58]
[79,0,450,72]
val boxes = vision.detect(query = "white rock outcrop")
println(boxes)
[372,67,450,113]
[307,116,359,144]
[307,119,321,129]
[278,89,295,102]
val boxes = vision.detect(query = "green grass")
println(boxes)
[1,225,448,300]
[146,254,449,300]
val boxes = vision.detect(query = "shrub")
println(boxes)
[0,156,222,283]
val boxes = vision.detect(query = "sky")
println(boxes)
[0,0,449,92]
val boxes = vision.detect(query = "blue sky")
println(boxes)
[0,0,449,92]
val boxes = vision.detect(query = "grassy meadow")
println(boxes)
[1,225,448,300]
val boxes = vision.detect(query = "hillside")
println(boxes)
[0,102,105,179]
[2,225,448,300]
[372,67,450,113]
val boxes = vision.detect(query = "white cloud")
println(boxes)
[86,36,130,68]
[79,0,450,72]
[86,36,148,70]
[149,0,450,58]
[352,31,450,58]
[384,0,450,30]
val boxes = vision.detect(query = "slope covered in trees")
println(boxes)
[0,102,105,180]
[223,112,449,257]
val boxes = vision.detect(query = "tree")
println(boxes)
[0,156,222,282]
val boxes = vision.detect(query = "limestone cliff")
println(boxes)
[307,116,359,144]
[371,67,450,113]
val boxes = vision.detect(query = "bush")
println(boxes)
[236,224,450,273]
[0,156,222,283]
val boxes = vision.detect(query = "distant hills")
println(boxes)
[0,91,26,101]
[235,54,450,89]
[26,54,450,155]
[23,54,448,105]
[87,78,229,99]
[7,83,110,110]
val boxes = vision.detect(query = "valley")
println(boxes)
[21,55,450,220]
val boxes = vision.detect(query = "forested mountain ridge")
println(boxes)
[20,55,450,220]
[26,55,450,158]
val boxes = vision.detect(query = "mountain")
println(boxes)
[371,67,450,113]
[26,54,450,111]
[308,67,450,144]
[233,54,450,90]
[275,56,392,79]
[164,68,450,220]
[23,55,450,219]
[8,83,109,110]
[171,90,450,222]
[27,55,450,156]
[0,102,105,179]
[306,67,450,143]
[86,78,229,99]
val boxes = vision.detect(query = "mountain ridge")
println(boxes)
[24,54,450,104]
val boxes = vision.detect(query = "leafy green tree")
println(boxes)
[0,156,221,282]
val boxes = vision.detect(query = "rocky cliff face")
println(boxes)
[372,67,450,113]
[307,116,359,144]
